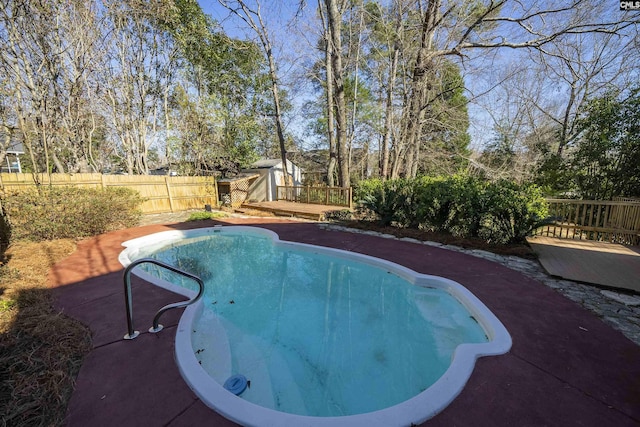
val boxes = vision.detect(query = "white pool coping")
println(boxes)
[119,226,512,427]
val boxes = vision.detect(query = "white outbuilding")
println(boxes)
[1,141,24,173]
[243,158,303,202]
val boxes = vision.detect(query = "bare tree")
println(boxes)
[0,0,276,179]
[56,0,109,173]
[386,0,640,179]
[101,1,176,175]
[471,2,639,184]
[218,0,294,184]
[529,28,638,157]
[0,60,18,166]
[0,0,65,176]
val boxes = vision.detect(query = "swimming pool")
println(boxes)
[119,226,511,426]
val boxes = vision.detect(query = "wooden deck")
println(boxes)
[527,236,640,293]
[239,201,348,221]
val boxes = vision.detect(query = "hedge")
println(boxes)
[355,175,549,244]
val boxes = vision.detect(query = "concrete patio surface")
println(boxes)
[48,218,640,426]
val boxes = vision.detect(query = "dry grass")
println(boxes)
[0,240,92,427]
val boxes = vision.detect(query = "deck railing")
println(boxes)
[276,185,352,208]
[535,198,640,245]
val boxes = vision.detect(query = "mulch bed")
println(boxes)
[338,220,537,260]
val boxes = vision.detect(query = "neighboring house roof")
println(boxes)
[250,159,283,169]
[291,150,343,174]
[249,158,303,170]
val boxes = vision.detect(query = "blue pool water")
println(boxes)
[134,229,489,417]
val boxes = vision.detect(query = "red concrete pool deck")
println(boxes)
[48,218,640,427]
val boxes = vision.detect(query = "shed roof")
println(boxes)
[3,139,25,154]
[217,173,260,183]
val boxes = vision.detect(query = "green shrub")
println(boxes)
[1,186,143,242]
[357,179,413,226]
[355,176,549,244]
[187,211,228,221]
[442,175,486,237]
[359,175,486,233]
[353,178,384,203]
[354,178,383,221]
[412,176,454,231]
[480,181,550,244]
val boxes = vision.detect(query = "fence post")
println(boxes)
[165,177,175,212]
[213,177,219,208]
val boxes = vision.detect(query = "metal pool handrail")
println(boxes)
[123,258,204,340]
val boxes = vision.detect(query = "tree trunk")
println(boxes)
[401,0,439,178]
[347,6,365,183]
[267,51,291,185]
[322,9,337,187]
[325,0,350,188]
[381,44,399,179]
[557,84,576,158]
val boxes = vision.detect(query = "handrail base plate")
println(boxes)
[124,331,140,340]
[149,324,164,333]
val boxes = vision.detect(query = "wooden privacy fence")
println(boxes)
[0,173,218,214]
[535,198,640,245]
[276,185,352,208]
